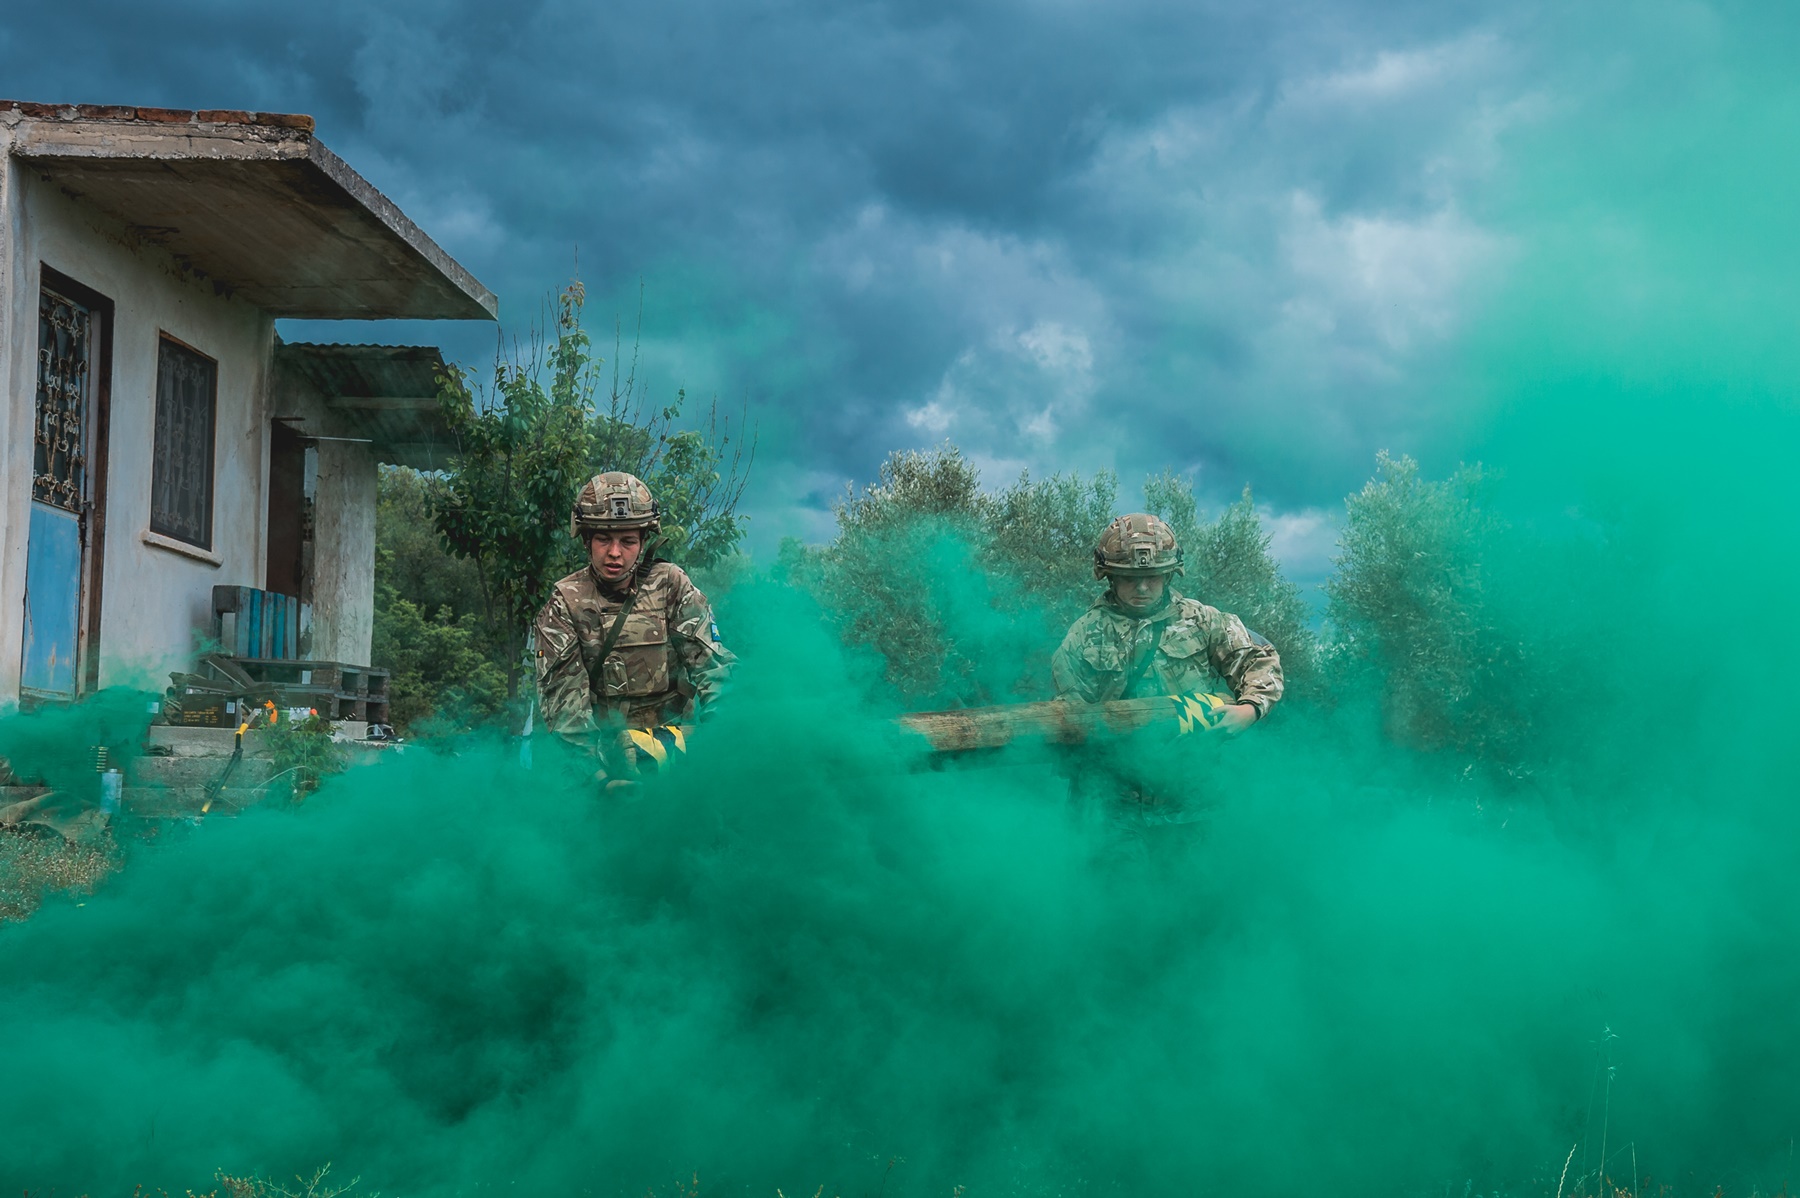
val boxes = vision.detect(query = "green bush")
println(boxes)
[370,585,510,734]
[266,710,350,800]
[374,467,512,735]
[375,465,489,636]
[986,463,1121,628]
[805,445,1000,704]
[1325,451,1534,765]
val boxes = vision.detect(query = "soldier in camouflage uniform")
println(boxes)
[534,473,733,776]
[1052,513,1283,720]
[1051,513,1283,839]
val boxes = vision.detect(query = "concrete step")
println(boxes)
[128,755,278,789]
[123,785,271,818]
[145,725,277,759]
[125,744,287,818]
[9,719,398,822]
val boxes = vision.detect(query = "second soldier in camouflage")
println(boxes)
[1052,513,1282,720]
[1052,512,1283,840]
[534,472,733,781]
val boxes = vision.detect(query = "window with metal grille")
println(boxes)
[149,335,217,548]
[34,288,93,513]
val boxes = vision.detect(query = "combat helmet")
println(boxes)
[1093,513,1184,579]
[570,471,661,539]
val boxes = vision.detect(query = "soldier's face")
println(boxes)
[589,530,644,581]
[1114,572,1167,612]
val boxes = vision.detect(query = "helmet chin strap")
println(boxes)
[626,532,666,589]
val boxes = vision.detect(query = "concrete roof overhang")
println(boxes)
[3,102,497,322]
[275,342,458,470]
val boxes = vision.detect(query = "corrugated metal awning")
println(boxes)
[276,342,457,470]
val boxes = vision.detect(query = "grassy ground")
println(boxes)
[181,1165,368,1198]
[86,1178,1797,1198]
[29,1165,370,1198]
[0,826,121,922]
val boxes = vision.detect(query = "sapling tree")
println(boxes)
[432,283,597,705]
[424,281,751,719]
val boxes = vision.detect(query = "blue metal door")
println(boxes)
[21,506,82,695]
[20,287,95,703]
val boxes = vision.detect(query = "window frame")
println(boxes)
[148,332,219,551]
[37,264,116,694]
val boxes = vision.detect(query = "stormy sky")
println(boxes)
[0,1,1749,570]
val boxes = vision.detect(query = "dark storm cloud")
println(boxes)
[5,0,1534,546]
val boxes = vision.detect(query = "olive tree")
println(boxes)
[797,443,1307,709]
[1324,451,1533,764]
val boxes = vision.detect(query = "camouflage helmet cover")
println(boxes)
[1093,512,1184,579]
[570,471,661,538]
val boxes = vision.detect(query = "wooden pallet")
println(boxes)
[227,658,388,692]
[183,657,391,727]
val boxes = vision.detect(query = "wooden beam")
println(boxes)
[897,693,1231,753]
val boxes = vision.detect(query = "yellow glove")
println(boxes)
[622,725,689,774]
[1168,692,1232,735]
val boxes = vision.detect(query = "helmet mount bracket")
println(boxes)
[570,471,664,541]
[1092,512,1185,580]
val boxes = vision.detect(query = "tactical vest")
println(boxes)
[1076,598,1232,700]
[584,608,682,716]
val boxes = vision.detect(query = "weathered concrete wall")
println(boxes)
[0,142,274,699]
[309,440,377,666]
[0,149,21,707]
[267,364,380,667]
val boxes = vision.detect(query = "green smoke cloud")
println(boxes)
[9,7,1800,1195]
[4,563,1797,1194]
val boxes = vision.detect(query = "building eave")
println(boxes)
[3,102,498,322]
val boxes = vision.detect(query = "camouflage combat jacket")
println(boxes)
[534,560,733,734]
[1051,590,1284,717]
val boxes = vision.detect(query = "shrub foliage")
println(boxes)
[788,443,1310,709]
[1325,451,1534,766]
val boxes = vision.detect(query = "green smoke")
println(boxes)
[4,562,1797,1194]
[9,7,1800,1194]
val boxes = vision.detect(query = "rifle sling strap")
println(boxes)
[1121,615,1174,700]
[587,588,640,695]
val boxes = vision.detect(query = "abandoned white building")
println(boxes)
[0,101,495,710]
